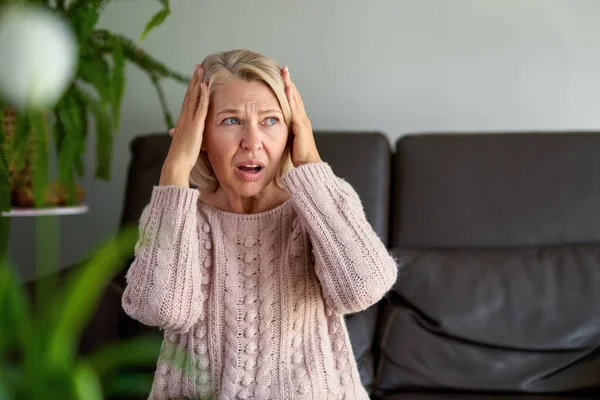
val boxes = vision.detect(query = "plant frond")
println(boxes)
[46,225,138,367]
[9,111,31,173]
[28,110,49,207]
[78,51,112,107]
[139,0,170,41]
[70,86,112,180]
[90,30,189,84]
[110,44,126,131]
[55,90,84,186]
[66,1,113,41]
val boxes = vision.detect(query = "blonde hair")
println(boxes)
[189,49,293,192]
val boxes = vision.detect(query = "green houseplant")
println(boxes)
[0,226,166,400]
[0,0,187,211]
[0,1,202,398]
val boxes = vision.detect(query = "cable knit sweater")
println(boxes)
[122,162,398,400]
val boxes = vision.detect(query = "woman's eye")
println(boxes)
[264,117,278,125]
[223,117,239,125]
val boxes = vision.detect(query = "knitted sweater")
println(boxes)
[122,162,398,400]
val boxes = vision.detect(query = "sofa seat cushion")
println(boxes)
[375,246,600,396]
[382,393,600,400]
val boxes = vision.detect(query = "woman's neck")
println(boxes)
[201,184,290,214]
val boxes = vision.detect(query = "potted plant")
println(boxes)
[0,2,202,398]
[0,0,187,210]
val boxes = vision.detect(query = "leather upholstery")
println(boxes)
[392,133,600,248]
[376,246,600,395]
[314,131,391,244]
[377,133,600,399]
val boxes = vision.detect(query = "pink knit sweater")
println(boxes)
[122,162,398,400]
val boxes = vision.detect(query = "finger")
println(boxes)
[169,128,175,136]
[193,82,210,129]
[283,66,306,110]
[179,64,200,114]
[187,66,204,116]
[285,86,298,123]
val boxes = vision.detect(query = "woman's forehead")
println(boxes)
[211,79,281,111]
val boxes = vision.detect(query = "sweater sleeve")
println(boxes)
[121,185,204,333]
[281,162,398,315]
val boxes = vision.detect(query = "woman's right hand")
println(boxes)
[159,64,209,187]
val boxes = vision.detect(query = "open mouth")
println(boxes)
[238,164,263,173]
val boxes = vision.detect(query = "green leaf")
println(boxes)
[103,373,155,398]
[150,75,174,129]
[46,225,138,366]
[78,52,111,107]
[55,88,88,191]
[91,30,189,84]
[71,87,112,180]
[68,1,112,42]
[10,111,31,173]
[28,110,48,207]
[110,44,126,131]
[86,335,162,377]
[0,378,14,400]
[0,261,33,360]
[91,101,112,180]
[139,0,170,41]
[72,361,104,400]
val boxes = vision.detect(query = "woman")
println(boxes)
[122,49,398,400]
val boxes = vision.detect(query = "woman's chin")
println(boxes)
[231,181,269,198]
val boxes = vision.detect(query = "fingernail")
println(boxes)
[195,64,202,72]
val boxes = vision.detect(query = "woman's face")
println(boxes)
[203,78,289,199]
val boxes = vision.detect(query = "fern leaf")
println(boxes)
[67,1,113,41]
[139,0,170,41]
[10,111,31,173]
[90,30,189,83]
[71,88,89,179]
[28,110,49,207]
[110,44,126,131]
[93,103,112,180]
[150,75,174,129]
[78,51,112,107]
[55,91,84,185]
[75,91,112,180]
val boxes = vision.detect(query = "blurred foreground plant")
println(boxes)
[0,225,164,399]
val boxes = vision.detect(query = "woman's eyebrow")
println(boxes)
[259,109,283,115]
[216,108,241,116]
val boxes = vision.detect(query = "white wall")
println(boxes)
[10,0,600,279]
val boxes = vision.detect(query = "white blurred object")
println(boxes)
[0,5,78,108]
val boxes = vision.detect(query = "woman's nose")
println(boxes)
[241,125,262,151]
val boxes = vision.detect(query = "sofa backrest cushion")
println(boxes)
[391,133,600,248]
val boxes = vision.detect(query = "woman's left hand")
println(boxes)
[282,66,321,167]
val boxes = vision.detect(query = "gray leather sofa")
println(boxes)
[82,131,600,399]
